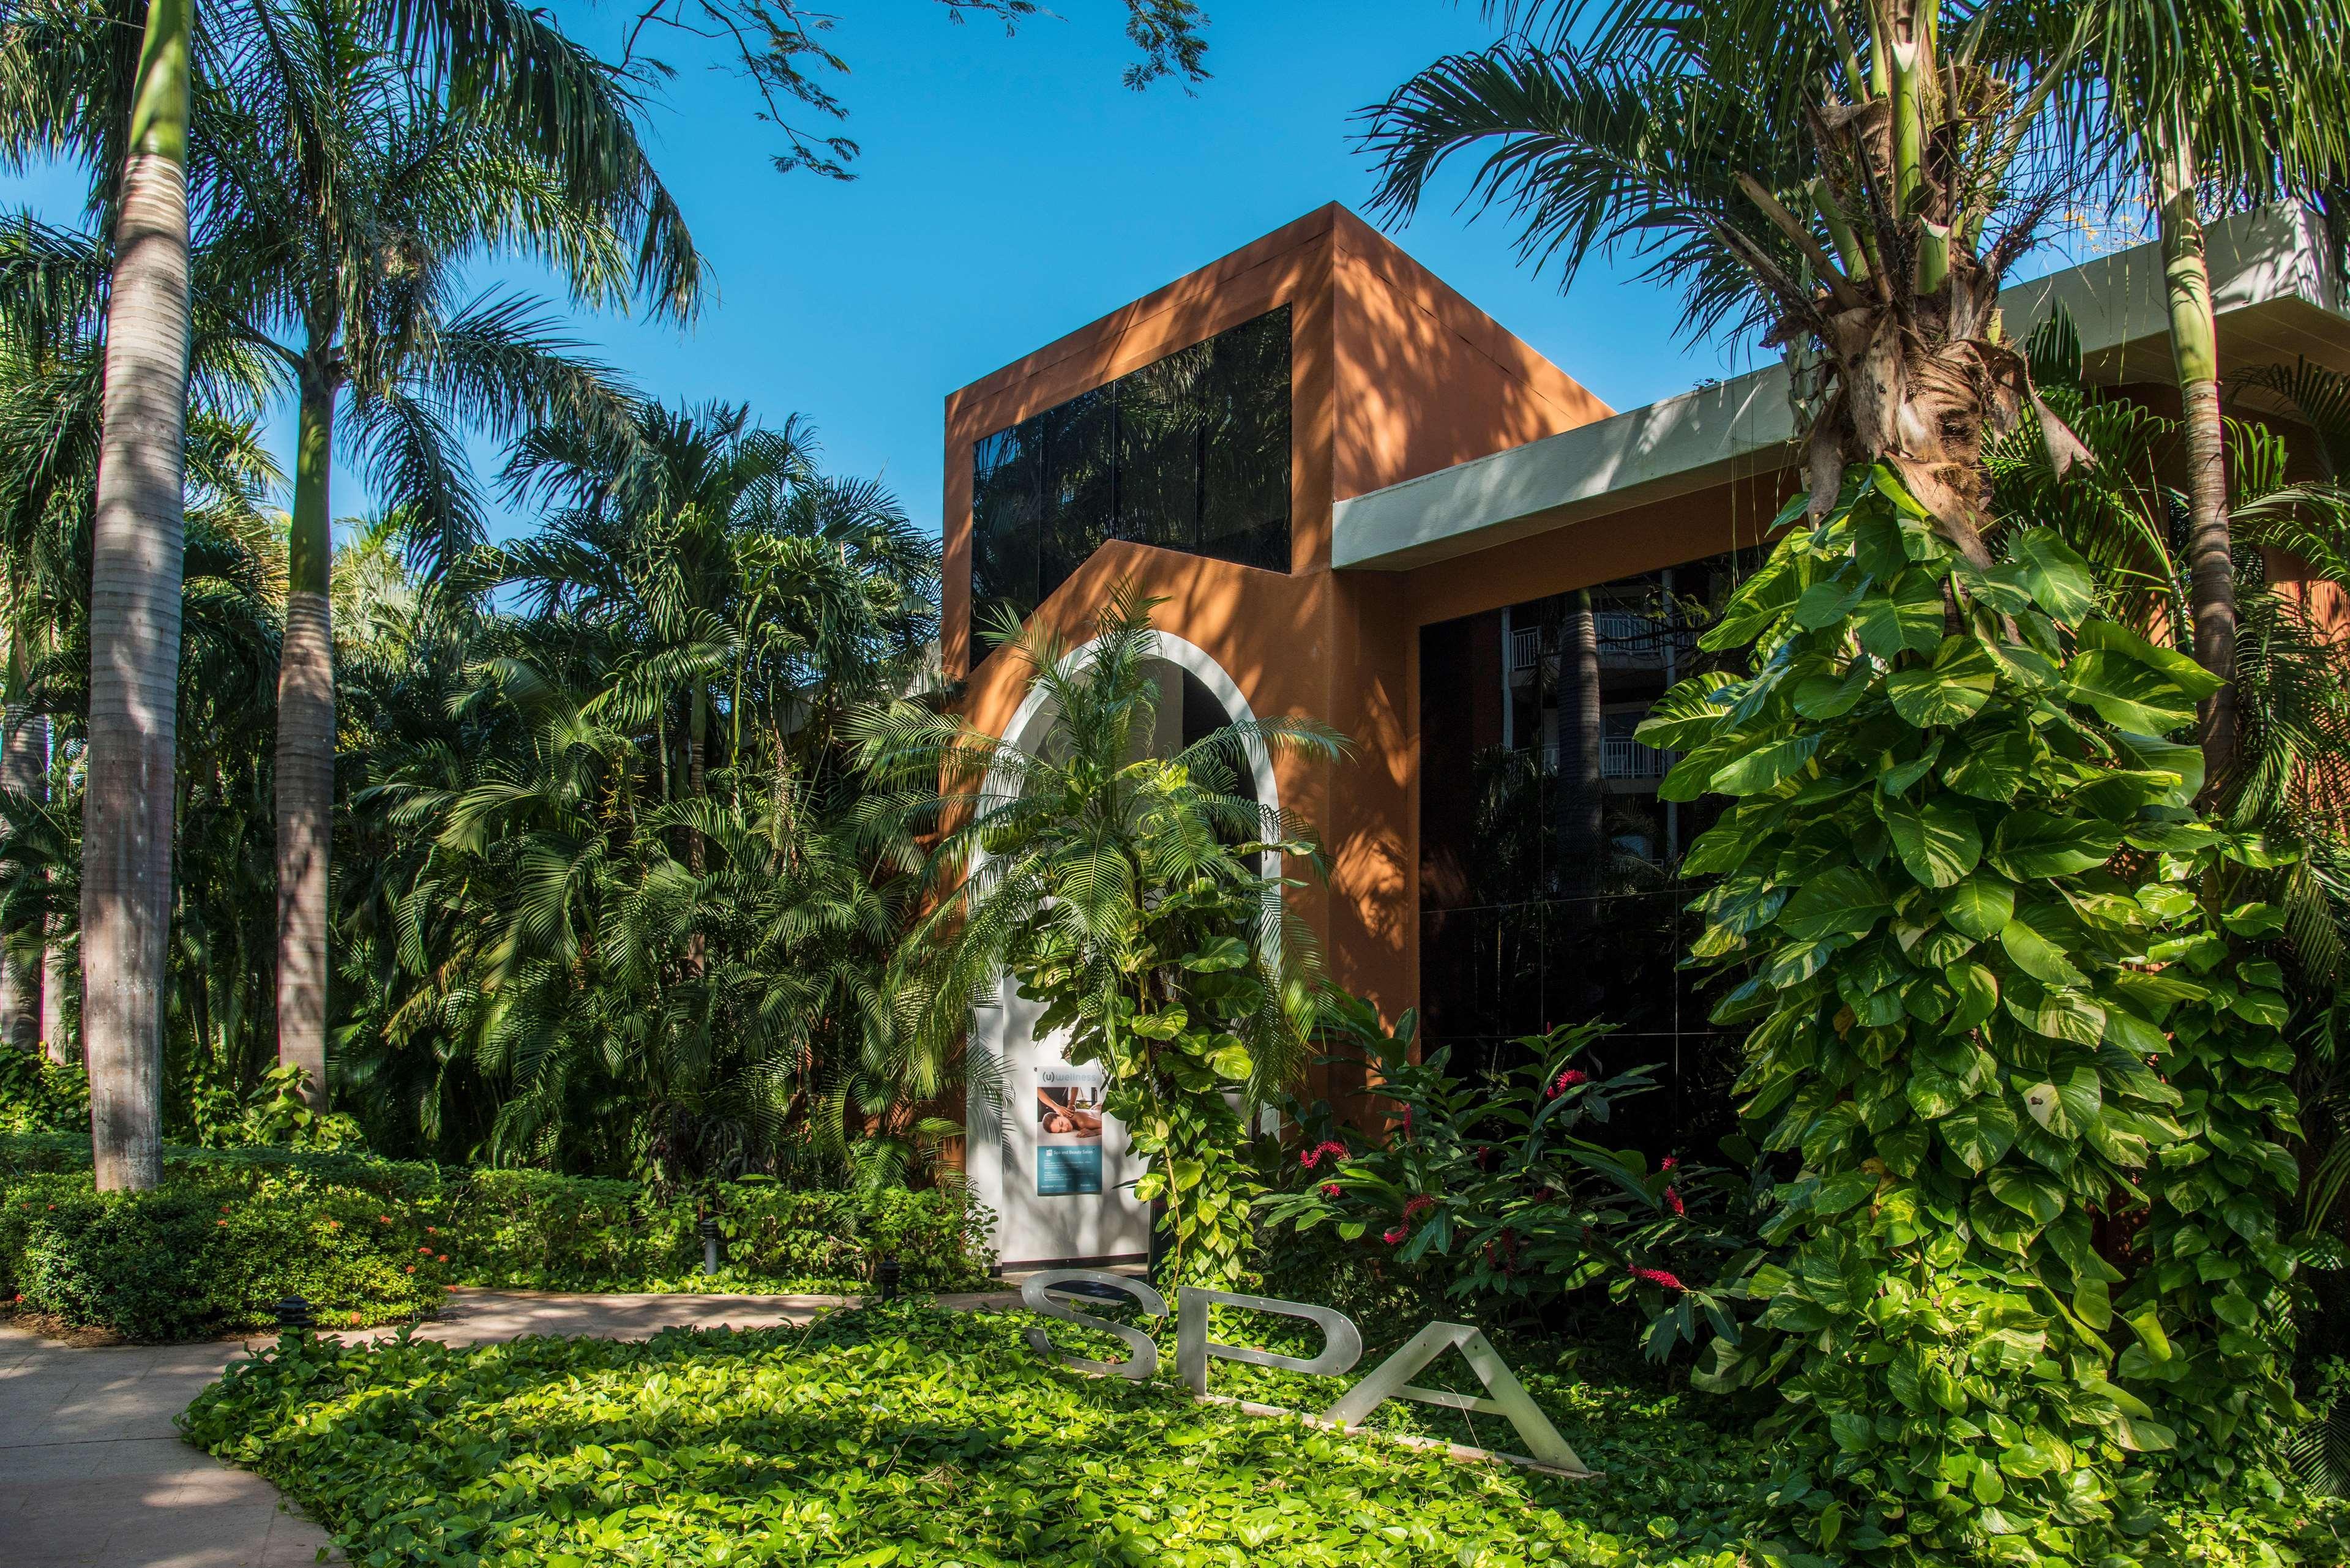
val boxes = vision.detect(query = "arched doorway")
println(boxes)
[962,632,1274,1270]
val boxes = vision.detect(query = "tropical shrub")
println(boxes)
[1262,998,1759,1354]
[1641,468,2305,1562]
[0,1051,88,1135]
[859,584,1344,1288]
[0,1138,992,1335]
[0,1170,452,1338]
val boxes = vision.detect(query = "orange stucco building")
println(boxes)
[949,203,2350,1269]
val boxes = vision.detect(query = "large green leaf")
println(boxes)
[1999,919,2085,987]
[1779,868,1893,941]
[1989,812,2119,879]
[1634,672,1739,750]
[1854,575,1946,659]
[1710,733,1821,796]
[1940,1094,2019,1172]
[2002,529,2097,622]
[1887,643,1996,727]
[1881,796,1982,888]
[1940,729,2036,803]
[1941,873,2016,939]
[2064,651,2199,734]
[2075,618,2225,699]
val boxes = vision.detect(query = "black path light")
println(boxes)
[272,1296,314,1340]
[876,1254,902,1303]
[698,1213,721,1277]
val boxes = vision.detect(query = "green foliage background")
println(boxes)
[1641,467,2304,1564]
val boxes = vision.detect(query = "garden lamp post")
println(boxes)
[698,1214,720,1277]
[877,1255,901,1303]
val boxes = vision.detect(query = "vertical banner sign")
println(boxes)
[1035,1062,1106,1195]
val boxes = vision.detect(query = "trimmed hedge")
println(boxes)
[0,1137,996,1340]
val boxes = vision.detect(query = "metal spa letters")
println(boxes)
[1018,1269,1590,1475]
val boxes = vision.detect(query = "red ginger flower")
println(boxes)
[1666,1188,1685,1217]
[1321,1184,1341,1199]
[1660,1155,1678,1172]
[1402,1195,1435,1222]
[1298,1140,1349,1170]
[1629,1264,1685,1293]
[1382,1226,1407,1245]
[1549,1069,1587,1099]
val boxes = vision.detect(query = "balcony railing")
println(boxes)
[1513,613,1693,672]
[1537,736,1672,779]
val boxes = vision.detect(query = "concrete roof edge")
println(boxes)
[1333,204,2348,572]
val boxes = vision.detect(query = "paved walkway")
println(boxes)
[0,1286,1020,1567]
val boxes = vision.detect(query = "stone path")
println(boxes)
[0,1286,1021,1567]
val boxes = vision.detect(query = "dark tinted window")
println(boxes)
[1416,551,1765,1159]
[968,307,1291,651]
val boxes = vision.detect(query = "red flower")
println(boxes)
[1666,1188,1685,1217]
[418,1245,433,1255]
[404,1265,416,1275]
[1300,1140,1349,1170]
[1548,1069,1587,1099]
[215,1219,228,1228]
[378,1215,392,1225]
[1382,1226,1407,1245]
[436,1254,449,1264]
[1660,1155,1678,1173]
[1402,1195,1435,1222]
[1629,1264,1685,1293]
[1321,1184,1341,1199]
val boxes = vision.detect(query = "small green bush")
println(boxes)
[1,1170,449,1338]
[0,1136,997,1338]
[0,1053,89,1136]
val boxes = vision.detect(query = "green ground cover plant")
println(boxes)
[180,1302,2343,1568]
[0,1137,992,1338]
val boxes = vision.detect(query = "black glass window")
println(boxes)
[970,307,1291,649]
[1416,550,1765,1159]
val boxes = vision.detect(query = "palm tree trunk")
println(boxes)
[274,360,336,1104]
[43,937,69,1067]
[0,703,43,1051]
[82,0,193,1192]
[2157,139,2237,788]
[1553,590,1603,899]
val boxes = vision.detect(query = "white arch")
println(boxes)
[965,630,1274,1269]
[986,629,1279,826]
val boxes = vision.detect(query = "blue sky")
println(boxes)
[0,2,1822,545]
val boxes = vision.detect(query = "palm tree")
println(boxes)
[1367,0,2097,569]
[854,584,1344,1284]
[342,405,940,1177]
[0,0,695,1187]
[2015,0,2350,785]
[200,0,695,1105]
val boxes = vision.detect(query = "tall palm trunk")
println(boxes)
[83,0,193,1192]
[274,358,336,1102]
[1553,589,1603,898]
[43,934,69,1066]
[2156,135,2237,788]
[0,701,42,1050]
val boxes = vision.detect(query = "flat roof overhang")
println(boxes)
[1333,205,2350,572]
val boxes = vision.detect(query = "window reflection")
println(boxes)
[970,308,1292,648]
[1417,551,1762,1155]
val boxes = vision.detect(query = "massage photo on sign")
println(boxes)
[1035,1064,1106,1196]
